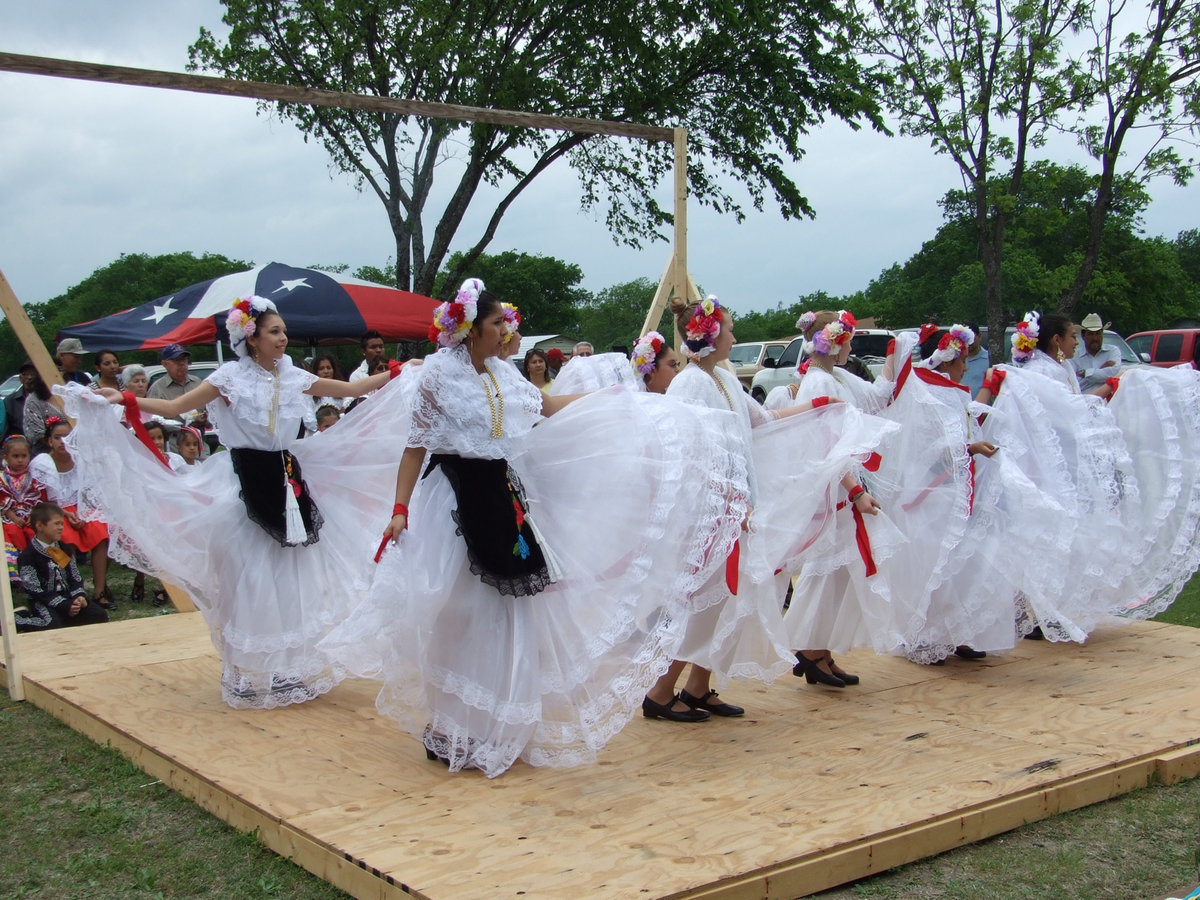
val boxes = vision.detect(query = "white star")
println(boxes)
[274,278,311,294]
[143,296,179,324]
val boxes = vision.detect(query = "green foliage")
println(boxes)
[859,162,1200,333]
[730,291,866,342]
[0,251,251,375]
[574,278,672,352]
[189,0,884,296]
[436,250,589,337]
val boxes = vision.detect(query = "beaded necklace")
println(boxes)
[707,368,736,411]
[483,367,504,438]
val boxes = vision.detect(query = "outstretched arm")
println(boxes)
[98,383,220,418]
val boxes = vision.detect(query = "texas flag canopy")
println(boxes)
[58,262,439,351]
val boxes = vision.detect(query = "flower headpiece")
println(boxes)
[501,302,521,346]
[811,310,857,356]
[632,331,667,375]
[796,311,818,333]
[226,295,278,358]
[922,324,975,369]
[682,295,725,360]
[44,415,65,431]
[1011,311,1040,363]
[428,278,483,348]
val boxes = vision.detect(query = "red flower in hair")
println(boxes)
[919,323,939,343]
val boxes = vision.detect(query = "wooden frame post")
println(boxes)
[640,128,699,343]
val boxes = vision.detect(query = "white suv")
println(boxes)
[749,329,894,403]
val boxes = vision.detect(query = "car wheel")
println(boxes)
[751,387,766,404]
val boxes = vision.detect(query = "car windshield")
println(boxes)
[851,333,891,359]
[727,344,761,365]
[1103,331,1140,365]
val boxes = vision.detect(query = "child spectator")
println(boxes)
[0,435,46,584]
[14,501,108,631]
[144,419,185,470]
[29,417,114,609]
[314,404,340,433]
[172,425,203,471]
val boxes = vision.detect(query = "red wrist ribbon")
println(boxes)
[848,484,865,503]
[393,503,408,518]
[1105,376,1120,398]
[121,392,170,468]
[388,359,404,379]
[812,396,830,408]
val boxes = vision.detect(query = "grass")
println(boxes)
[3,564,1199,899]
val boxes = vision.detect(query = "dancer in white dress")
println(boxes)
[765,310,906,687]
[59,296,401,708]
[643,297,891,716]
[322,282,747,775]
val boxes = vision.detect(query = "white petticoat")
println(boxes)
[980,365,1138,641]
[320,385,749,776]
[1106,365,1200,619]
[59,380,405,709]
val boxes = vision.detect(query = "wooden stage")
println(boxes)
[8,613,1200,899]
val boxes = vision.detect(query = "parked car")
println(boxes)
[1125,329,1200,369]
[0,373,23,400]
[728,340,790,391]
[749,329,895,403]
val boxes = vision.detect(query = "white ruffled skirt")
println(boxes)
[320,387,748,776]
[60,382,404,709]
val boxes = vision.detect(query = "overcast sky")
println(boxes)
[1,0,1196,319]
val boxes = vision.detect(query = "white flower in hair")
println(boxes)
[226,295,278,358]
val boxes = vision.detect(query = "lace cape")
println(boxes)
[406,346,544,459]
[206,355,318,432]
[549,353,642,395]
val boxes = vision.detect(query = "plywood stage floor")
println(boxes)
[9,613,1200,899]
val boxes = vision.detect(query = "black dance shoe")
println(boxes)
[641,694,710,722]
[827,656,860,685]
[954,645,987,660]
[793,653,846,687]
[1023,626,1045,640]
[679,689,745,718]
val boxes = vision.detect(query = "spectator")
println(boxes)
[545,347,565,374]
[3,360,37,440]
[573,341,595,358]
[29,417,113,609]
[314,404,341,432]
[961,324,990,397]
[172,425,204,471]
[122,364,149,398]
[91,350,122,392]
[22,374,60,453]
[522,348,555,394]
[14,501,108,631]
[1074,313,1120,392]
[0,435,46,583]
[55,338,92,386]
[349,330,386,383]
[147,344,203,408]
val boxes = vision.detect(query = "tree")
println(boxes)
[189,0,884,299]
[0,251,251,375]
[1059,0,1200,313]
[575,278,672,352]
[435,250,588,337]
[854,162,1199,333]
[862,0,1089,358]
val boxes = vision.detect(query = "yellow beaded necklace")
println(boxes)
[483,368,504,438]
[708,369,735,411]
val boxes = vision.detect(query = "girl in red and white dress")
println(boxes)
[0,435,46,583]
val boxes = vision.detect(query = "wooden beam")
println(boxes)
[0,52,675,143]
[672,128,689,315]
[0,267,65,394]
[0,564,24,700]
[639,256,676,340]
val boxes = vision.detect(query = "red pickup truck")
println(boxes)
[1125,329,1200,368]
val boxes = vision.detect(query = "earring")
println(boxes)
[1056,348,1065,362]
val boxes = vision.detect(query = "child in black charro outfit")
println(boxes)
[15,501,108,631]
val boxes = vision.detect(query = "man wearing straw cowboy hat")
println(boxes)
[54,338,92,386]
[1074,312,1121,391]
